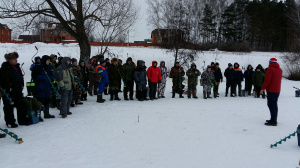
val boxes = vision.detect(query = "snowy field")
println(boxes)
[0,43,299,168]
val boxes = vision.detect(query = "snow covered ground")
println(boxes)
[0,43,299,168]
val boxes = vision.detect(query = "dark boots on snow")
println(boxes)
[97,94,105,103]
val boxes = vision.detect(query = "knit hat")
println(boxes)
[71,58,77,64]
[100,59,106,64]
[228,63,232,67]
[79,60,85,65]
[269,58,277,64]
[207,65,211,69]
[216,62,219,65]
[4,52,19,61]
[126,57,132,62]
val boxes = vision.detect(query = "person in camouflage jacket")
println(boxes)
[186,63,201,98]
[71,58,83,105]
[201,65,215,99]
[252,66,265,98]
[157,61,168,98]
[87,57,98,96]
[169,62,185,98]
[122,57,136,100]
[107,58,122,101]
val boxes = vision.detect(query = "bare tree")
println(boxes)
[0,0,138,63]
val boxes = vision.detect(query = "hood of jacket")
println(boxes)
[61,57,71,70]
[191,63,197,69]
[152,61,158,67]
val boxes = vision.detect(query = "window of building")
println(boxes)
[62,37,65,40]
[1,30,3,34]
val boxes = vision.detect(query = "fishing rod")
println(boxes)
[31,46,38,64]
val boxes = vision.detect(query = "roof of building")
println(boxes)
[0,23,11,30]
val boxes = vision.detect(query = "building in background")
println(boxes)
[0,23,12,42]
[41,24,76,43]
[18,35,40,42]
[151,29,184,45]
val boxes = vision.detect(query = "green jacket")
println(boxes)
[122,62,136,81]
[186,63,201,85]
[252,71,265,87]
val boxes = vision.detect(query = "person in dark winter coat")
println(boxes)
[170,62,185,98]
[122,57,136,100]
[147,61,161,100]
[260,58,282,126]
[186,63,201,98]
[71,58,83,105]
[54,57,75,118]
[107,58,122,101]
[118,59,123,92]
[201,65,215,99]
[87,57,98,96]
[30,56,41,71]
[233,62,243,97]
[0,52,30,127]
[252,66,265,98]
[50,54,58,69]
[224,63,236,97]
[32,55,55,121]
[134,60,149,101]
[49,54,59,108]
[79,60,89,101]
[95,59,109,103]
[243,65,254,96]
[104,58,111,95]
[157,61,168,98]
[213,62,223,98]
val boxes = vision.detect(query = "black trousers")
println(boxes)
[226,80,235,95]
[3,94,27,125]
[149,82,158,98]
[124,81,134,99]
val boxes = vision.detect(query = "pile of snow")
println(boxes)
[0,43,299,168]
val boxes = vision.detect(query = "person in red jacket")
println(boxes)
[260,58,282,126]
[147,61,161,100]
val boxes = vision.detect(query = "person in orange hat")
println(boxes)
[260,58,282,126]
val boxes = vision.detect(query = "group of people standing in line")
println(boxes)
[0,52,282,137]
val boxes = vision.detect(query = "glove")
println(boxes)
[158,80,161,83]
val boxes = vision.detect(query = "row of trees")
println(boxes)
[148,0,300,52]
[0,0,138,63]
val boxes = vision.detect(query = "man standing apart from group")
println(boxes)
[147,61,161,100]
[260,58,282,126]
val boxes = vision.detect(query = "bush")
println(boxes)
[282,52,300,81]
[219,42,252,52]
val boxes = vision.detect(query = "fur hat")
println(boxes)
[4,52,19,61]
[111,58,118,63]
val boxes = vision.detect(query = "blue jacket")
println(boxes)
[32,58,53,98]
[96,64,109,84]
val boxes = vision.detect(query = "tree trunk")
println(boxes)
[78,38,91,64]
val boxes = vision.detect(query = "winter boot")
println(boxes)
[44,105,55,119]
[143,90,149,101]
[203,91,207,99]
[213,91,217,98]
[0,133,6,138]
[39,116,44,122]
[172,91,175,98]
[115,92,121,101]
[138,90,144,101]
[104,87,108,95]
[97,94,105,103]
[179,93,184,98]
[192,90,198,99]
[110,92,114,101]
[207,92,212,98]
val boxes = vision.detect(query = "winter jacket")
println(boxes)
[233,63,243,82]
[0,62,24,96]
[134,60,147,91]
[96,64,109,84]
[252,71,265,87]
[201,70,215,86]
[224,68,236,81]
[170,66,185,83]
[147,61,161,83]
[122,62,136,82]
[50,54,58,69]
[261,63,282,93]
[186,63,201,85]
[244,65,254,83]
[107,63,121,89]
[214,67,223,82]
[54,58,75,91]
[32,56,53,98]
[79,60,89,84]
[159,61,168,84]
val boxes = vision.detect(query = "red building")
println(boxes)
[151,29,184,45]
[0,23,12,42]
[41,24,76,42]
